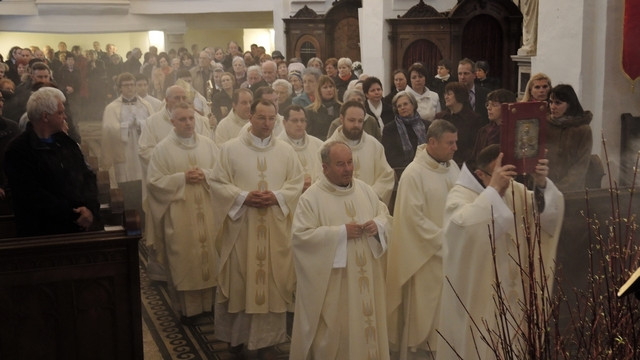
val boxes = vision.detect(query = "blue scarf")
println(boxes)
[394,113,427,162]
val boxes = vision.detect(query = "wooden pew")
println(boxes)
[0,211,143,360]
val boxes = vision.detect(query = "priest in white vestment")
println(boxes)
[135,73,163,112]
[147,103,220,320]
[324,100,395,205]
[139,85,214,282]
[290,141,391,360]
[100,72,153,214]
[437,144,564,360]
[386,120,460,359]
[214,88,253,144]
[277,104,323,191]
[211,99,304,355]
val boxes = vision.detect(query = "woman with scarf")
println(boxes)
[333,57,358,102]
[546,84,593,192]
[305,75,342,140]
[363,76,394,134]
[382,91,430,168]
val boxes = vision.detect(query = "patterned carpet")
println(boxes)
[138,241,291,359]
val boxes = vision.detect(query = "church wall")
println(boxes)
[183,29,244,53]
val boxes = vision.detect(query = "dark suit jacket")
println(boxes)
[472,85,489,125]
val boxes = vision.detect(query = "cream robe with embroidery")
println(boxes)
[138,107,214,250]
[386,145,460,357]
[290,175,391,360]
[212,126,303,313]
[139,108,213,168]
[146,131,220,290]
[277,131,323,183]
[214,110,249,145]
[436,164,564,360]
[101,96,154,184]
[325,126,395,205]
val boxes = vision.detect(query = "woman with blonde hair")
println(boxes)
[305,75,342,140]
[522,72,552,102]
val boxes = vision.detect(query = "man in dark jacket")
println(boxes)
[4,87,99,237]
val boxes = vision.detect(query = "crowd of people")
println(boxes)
[0,39,595,359]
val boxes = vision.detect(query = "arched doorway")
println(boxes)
[461,14,504,80]
[402,39,443,75]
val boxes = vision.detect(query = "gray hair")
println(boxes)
[320,140,350,165]
[391,91,418,115]
[302,67,322,80]
[232,56,245,66]
[272,79,292,96]
[343,88,365,103]
[307,57,323,68]
[426,119,457,141]
[27,87,66,122]
[247,65,262,76]
[337,57,352,68]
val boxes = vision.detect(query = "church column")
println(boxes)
[359,0,393,91]
[273,0,289,52]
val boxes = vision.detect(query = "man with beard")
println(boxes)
[324,101,395,205]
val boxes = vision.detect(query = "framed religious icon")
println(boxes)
[500,101,548,174]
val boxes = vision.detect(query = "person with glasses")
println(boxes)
[472,89,517,160]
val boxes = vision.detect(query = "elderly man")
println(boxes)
[324,100,395,205]
[214,88,253,144]
[212,98,303,358]
[190,51,213,97]
[101,72,154,213]
[249,62,273,92]
[290,141,391,359]
[437,144,564,359]
[146,102,219,322]
[5,87,99,236]
[386,120,460,359]
[277,105,323,192]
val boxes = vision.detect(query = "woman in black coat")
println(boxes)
[381,91,430,168]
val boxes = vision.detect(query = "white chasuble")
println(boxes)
[290,176,391,360]
[386,145,460,357]
[325,126,395,205]
[146,131,220,291]
[277,131,324,184]
[212,127,303,314]
[436,164,563,360]
[214,110,249,145]
[139,108,214,250]
[139,108,213,167]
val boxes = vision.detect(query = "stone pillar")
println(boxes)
[359,0,393,92]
